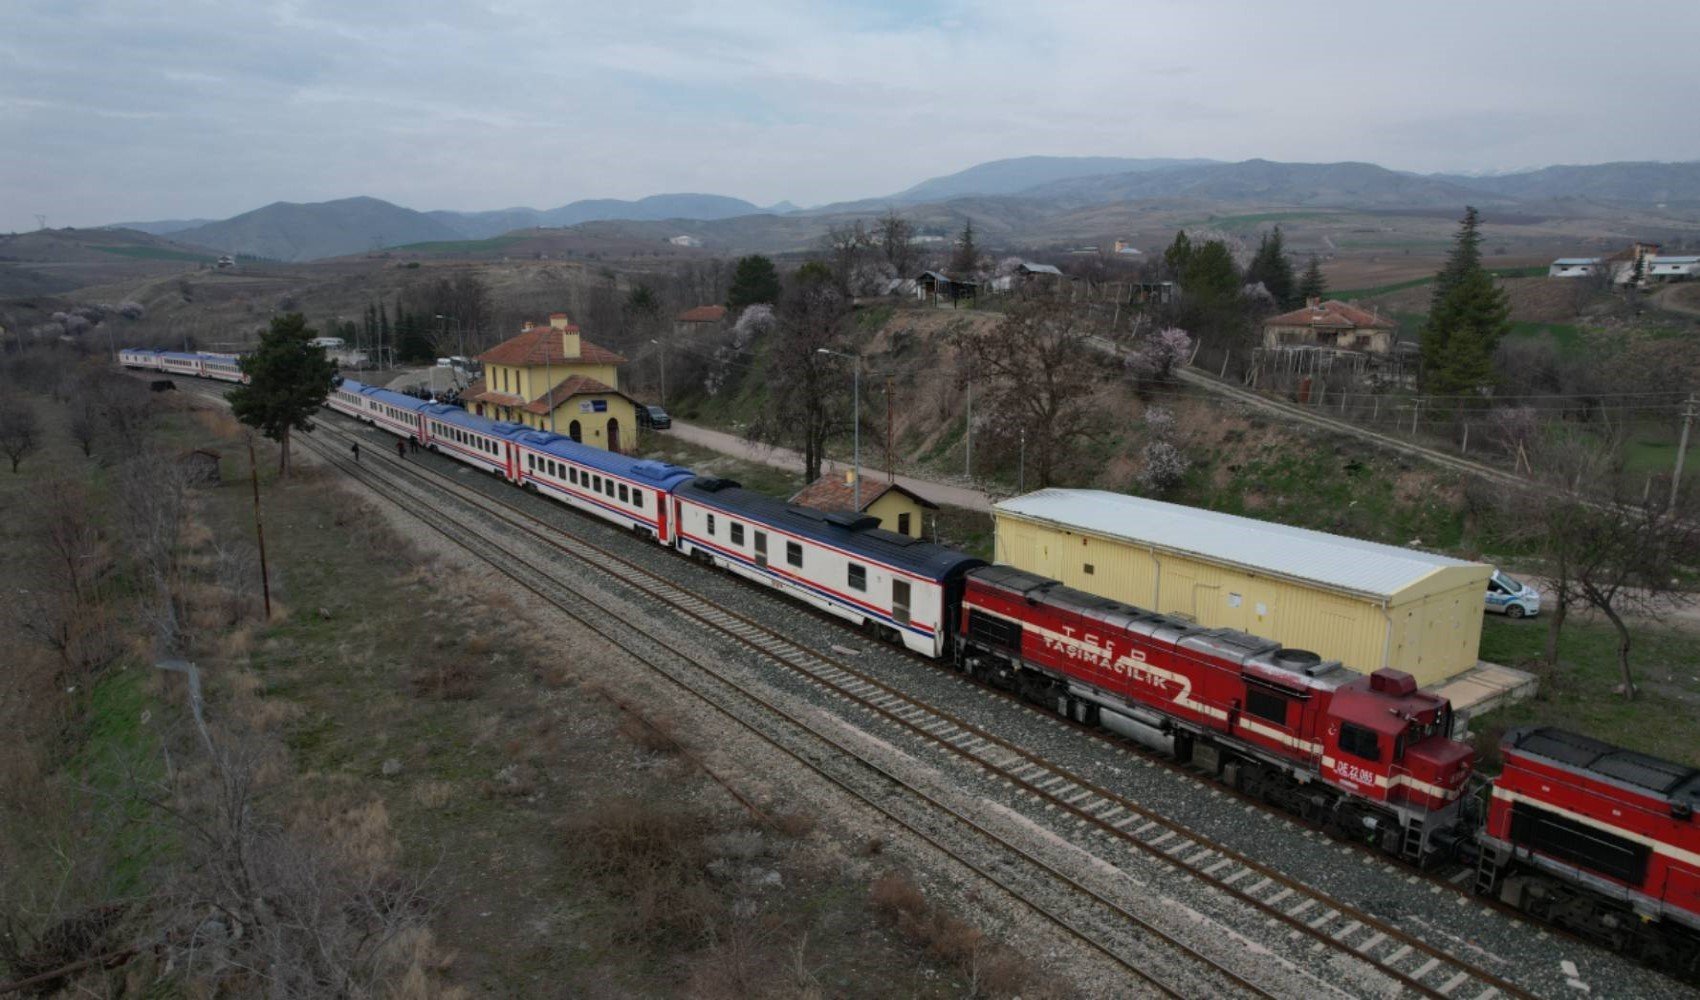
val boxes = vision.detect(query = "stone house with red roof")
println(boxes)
[462,312,639,452]
[1261,297,1397,355]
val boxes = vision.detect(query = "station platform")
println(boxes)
[1433,661,1539,728]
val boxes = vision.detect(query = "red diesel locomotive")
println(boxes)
[955,566,1474,861]
[1478,727,1700,972]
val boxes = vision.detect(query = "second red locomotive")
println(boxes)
[956,565,1473,860]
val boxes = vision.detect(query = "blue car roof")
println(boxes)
[675,478,984,581]
[513,428,696,487]
[160,351,201,361]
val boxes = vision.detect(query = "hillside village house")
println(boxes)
[674,304,728,337]
[990,261,1065,293]
[790,471,939,539]
[1546,241,1697,283]
[462,313,638,452]
[1261,297,1397,354]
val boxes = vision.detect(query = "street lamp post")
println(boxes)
[817,347,861,510]
[650,338,667,407]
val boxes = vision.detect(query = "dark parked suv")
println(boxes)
[637,404,671,430]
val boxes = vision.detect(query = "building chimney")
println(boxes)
[549,312,570,329]
[843,468,855,486]
[1307,296,1322,310]
[522,319,534,331]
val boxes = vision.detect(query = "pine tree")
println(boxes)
[1421,207,1510,399]
[1163,231,1193,278]
[1182,240,1240,303]
[1246,227,1296,308]
[1297,255,1327,302]
[951,218,979,275]
[228,313,338,476]
[1429,206,1484,314]
[727,255,782,310]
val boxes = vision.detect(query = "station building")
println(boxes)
[992,490,1492,688]
[463,313,638,453]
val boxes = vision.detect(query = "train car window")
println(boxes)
[619,484,629,503]
[848,563,867,592]
[1339,723,1380,762]
[570,467,579,485]
[1246,688,1288,726]
[786,541,803,568]
[707,514,716,536]
[633,491,644,510]
[730,522,745,546]
[754,532,768,567]
[592,475,602,491]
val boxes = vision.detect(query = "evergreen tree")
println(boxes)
[1428,206,1484,315]
[1181,240,1240,304]
[727,255,782,310]
[951,218,979,275]
[228,313,338,476]
[1297,255,1327,302]
[1245,227,1297,308]
[1163,230,1193,278]
[1420,207,1510,399]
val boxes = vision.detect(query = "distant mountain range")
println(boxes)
[102,157,1700,262]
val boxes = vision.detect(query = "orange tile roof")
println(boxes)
[519,375,630,415]
[476,321,627,366]
[789,473,938,513]
[677,304,728,323]
[1264,299,1394,331]
[460,378,525,408]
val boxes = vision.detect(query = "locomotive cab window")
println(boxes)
[1339,723,1380,762]
[1246,688,1288,726]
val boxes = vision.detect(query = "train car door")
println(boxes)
[754,531,768,568]
[657,491,669,543]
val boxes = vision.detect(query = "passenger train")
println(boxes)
[127,355,1700,977]
[120,348,248,383]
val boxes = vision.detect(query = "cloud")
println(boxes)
[2,0,1698,230]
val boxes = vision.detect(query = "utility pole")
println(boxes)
[886,373,894,481]
[247,437,272,619]
[1019,428,1026,493]
[964,379,972,479]
[651,338,667,407]
[1672,392,1697,511]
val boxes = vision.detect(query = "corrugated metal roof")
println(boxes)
[994,489,1482,600]
[1551,257,1600,265]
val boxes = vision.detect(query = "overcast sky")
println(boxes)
[5,0,1698,232]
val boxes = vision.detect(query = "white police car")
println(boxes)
[1485,570,1541,619]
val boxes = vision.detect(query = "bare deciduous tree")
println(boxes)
[0,399,41,473]
[15,479,117,682]
[745,284,852,483]
[68,394,101,457]
[1497,433,1700,693]
[875,210,918,278]
[819,221,874,296]
[954,298,1110,487]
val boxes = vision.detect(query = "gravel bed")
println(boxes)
[331,416,1698,1000]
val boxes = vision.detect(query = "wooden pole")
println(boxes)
[247,436,272,619]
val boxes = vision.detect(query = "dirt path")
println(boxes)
[667,421,999,512]
[1652,283,1700,319]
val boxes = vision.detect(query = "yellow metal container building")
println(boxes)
[993,490,1492,688]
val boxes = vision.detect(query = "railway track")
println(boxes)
[279,405,1540,1000]
[286,415,1284,997]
